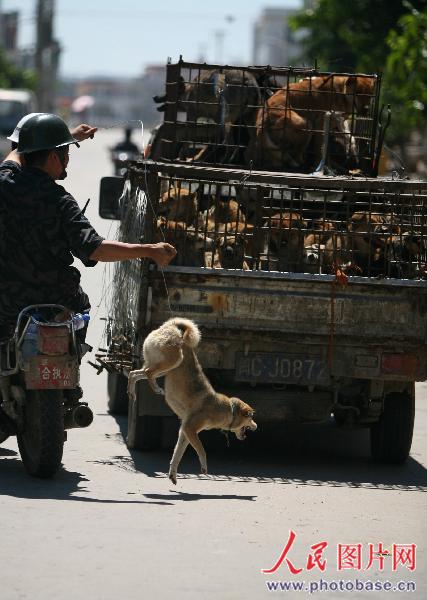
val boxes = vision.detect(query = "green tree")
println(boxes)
[289,0,425,73]
[382,6,427,147]
[0,49,36,90]
[290,0,427,155]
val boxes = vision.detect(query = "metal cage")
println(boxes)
[151,59,382,177]
[137,161,426,281]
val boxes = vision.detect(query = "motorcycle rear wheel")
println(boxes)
[17,389,64,478]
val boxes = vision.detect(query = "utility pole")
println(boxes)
[214,29,225,64]
[35,0,59,112]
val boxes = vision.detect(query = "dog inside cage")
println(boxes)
[146,171,426,279]
[151,60,380,176]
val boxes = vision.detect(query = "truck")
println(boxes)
[0,89,37,160]
[98,60,427,464]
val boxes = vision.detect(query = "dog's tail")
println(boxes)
[170,318,201,348]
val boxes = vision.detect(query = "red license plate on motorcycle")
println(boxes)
[24,355,78,390]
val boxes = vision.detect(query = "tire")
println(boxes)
[370,387,415,464]
[17,389,64,478]
[333,409,347,427]
[0,408,13,444]
[126,395,162,451]
[133,416,163,451]
[107,372,129,415]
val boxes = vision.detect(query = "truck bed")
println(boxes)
[145,267,427,382]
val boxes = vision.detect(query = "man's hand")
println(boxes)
[72,123,98,141]
[148,242,177,267]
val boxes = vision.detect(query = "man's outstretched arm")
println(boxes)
[90,240,176,267]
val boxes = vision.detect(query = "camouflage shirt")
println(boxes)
[0,160,104,328]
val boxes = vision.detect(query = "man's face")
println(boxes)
[52,146,70,180]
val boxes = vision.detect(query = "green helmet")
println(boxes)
[17,113,80,154]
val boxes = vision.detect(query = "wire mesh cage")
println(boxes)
[97,164,426,373]
[98,182,147,372]
[151,59,382,177]
[138,162,427,281]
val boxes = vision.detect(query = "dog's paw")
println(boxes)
[201,466,208,476]
[168,471,177,485]
[155,386,165,396]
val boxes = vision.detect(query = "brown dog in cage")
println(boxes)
[207,197,245,224]
[347,211,400,275]
[310,212,418,278]
[248,74,376,172]
[348,212,423,277]
[197,215,256,269]
[385,232,423,278]
[267,212,308,272]
[204,233,251,270]
[154,217,215,267]
[127,318,257,484]
[179,69,261,163]
[314,212,396,275]
[158,185,198,225]
[303,219,336,273]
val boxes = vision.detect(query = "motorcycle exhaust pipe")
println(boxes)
[64,404,93,429]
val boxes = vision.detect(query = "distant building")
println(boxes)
[57,63,167,130]
[0,8,35,70]
[0,10,18,53]
[252,7,303,68]
[57,77,142,128]
[139,64,167,129]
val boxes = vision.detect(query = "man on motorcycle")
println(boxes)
[112,127,140,155]
[0,113,175,352]
[110,127,140,176]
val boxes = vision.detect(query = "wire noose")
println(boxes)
[142,162,174,316]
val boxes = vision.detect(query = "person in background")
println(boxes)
[112,127,140,155]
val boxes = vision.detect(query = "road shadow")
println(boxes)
[112,413,427,492]
[144,490,256,502]
[0,446,170,505]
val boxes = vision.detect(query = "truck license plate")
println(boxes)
[235,352,330,385]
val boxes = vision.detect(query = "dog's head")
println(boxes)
[268,212,307,253]
[389,232,422,261]
[158,186,198,225]
[215,233,247,269]
[349,212,402,260]
[230,398,257,440]
[343,76,376,115]
[322,75,376,115]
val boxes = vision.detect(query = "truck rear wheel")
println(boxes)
[107,372,128,415]
[126,395,162,450]
[17,389,64,478]
[370,387,415,464]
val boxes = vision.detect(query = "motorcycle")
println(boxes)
[0,304,93,478]
[110,148,140,177]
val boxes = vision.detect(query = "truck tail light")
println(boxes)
[381,353,418,377]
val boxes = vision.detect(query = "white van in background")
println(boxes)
[0,89,37,160]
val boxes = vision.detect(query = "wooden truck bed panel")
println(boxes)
[148,269,427,343]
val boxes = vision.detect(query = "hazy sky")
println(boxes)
[2,0,301,78]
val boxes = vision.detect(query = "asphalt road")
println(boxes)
[1,130,426,600]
